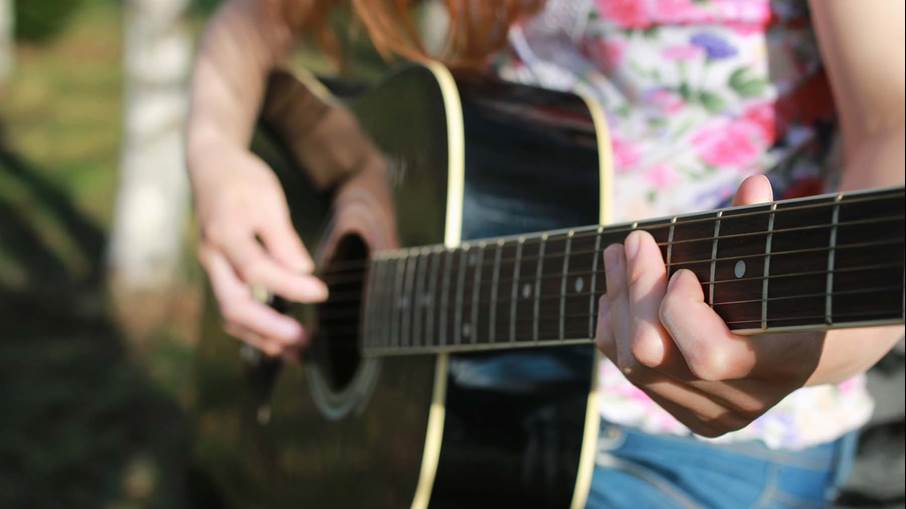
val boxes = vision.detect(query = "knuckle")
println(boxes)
[617,357,645,382]
[239,260,268,284]
[219,301,241,323]
[688,349,729,382]
[201,220,229,244]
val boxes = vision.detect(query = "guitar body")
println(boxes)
[193,64,610,508]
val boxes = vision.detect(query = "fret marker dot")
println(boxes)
[462,323,471,338]
[522,283,532,299]
[574,277,584,293]
[734,260,746,279]
[468,252,478,265]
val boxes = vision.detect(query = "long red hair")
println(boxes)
[280,0,544,68]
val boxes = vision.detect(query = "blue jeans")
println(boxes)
[587,420,858,509]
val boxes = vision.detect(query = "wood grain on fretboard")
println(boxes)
[362,187,905,356]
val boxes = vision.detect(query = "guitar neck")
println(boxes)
[361,187,905,356]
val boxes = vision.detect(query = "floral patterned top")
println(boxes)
[497,0,874,450]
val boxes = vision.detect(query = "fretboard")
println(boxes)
[361,187,905,356]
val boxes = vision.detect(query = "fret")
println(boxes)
[439,248,453,347]
[425,247,442,348]
[708,211,723,307]
[453,246,469,345]
[711,205,771,329]
[380,258,394,348]
[390,256,406,349]
[665,216,678,267]
[830,190,904,325]
[767,196,836,327]
[537,233,569,340]
[489,241,503,342]
[588,225,604,338]
[401,252,418,347]
[412,248,430,347]
[509,238,524,342]
[826,195,842,325]
[359,262,377,347]
[559,231,574,340]
[761,203,777,330]
[369,260,385,348]
[532,236,547,341]
[469,244,485,344]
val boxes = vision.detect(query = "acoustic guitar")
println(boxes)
[192,63,905,509]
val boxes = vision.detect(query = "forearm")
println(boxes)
[186,0,296,187]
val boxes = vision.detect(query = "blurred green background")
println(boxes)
[2,1,209,507]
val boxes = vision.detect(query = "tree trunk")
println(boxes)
[0,0,12,83]
[108,0,191,303]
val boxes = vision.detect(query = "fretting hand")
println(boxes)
[595,175,825,437]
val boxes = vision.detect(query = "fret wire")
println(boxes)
[470,244,485,344]
[425,247,441,349]
[666,216,678,266]
[533,235,547,341]
[761,203,776,330]
[709,212,722,306]
[454,247,468,346]
[826,195,842,325]
[412,248,428,348]
[510,238,524,342]
[559,231,574,341]
[401,252,417,348]
[589,225,604,338]
[322,260,906,312]
[361,260,376,348]
[379,260,393,346]
[391,257,406,349]
[489,241,503,342]
[374,260,387,348]
[439,248,452,347]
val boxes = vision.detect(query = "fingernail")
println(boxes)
[625,231,641,261]
[278,320,304,340]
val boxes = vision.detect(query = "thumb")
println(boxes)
[732,175,774,207]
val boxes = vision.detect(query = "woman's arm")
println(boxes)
[805,0,905,384]
[187,0,327,356]
[594,1,905,436]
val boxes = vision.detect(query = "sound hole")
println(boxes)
[311,234,368,392]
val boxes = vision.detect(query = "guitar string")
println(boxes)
[312,213,903,279]
[327,306,903,345]
[315,190,904,275]
[313,247,903,304]
[316,283,903,324]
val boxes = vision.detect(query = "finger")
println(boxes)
[659,269,761,381]
[258,215,315,274]
[224,322,284,357]
[623,230,677,370]
[595,295,617,360]
[201,247,308,346]
[220,233,327,303]
[603,244,634,375]
[732,174,773,206]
